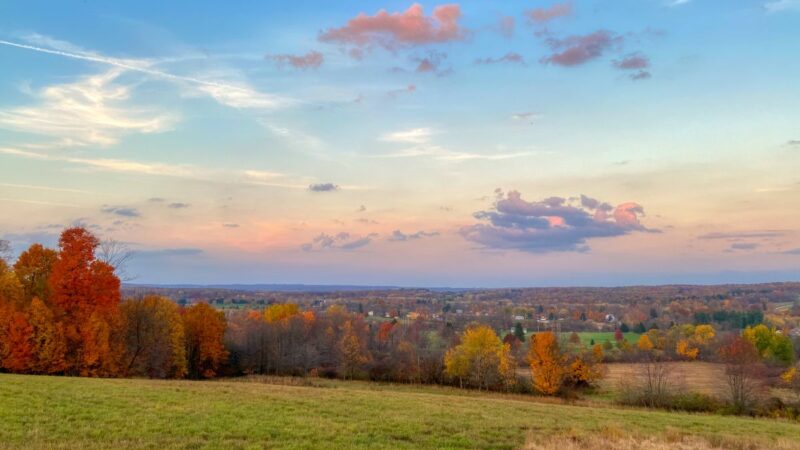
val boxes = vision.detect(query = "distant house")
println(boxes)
[790,328,800,338]
[367,311,374,317]
[605,314,616,323]
[513,315,525,321]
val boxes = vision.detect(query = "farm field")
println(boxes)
[2,374,800,449]
[600,362,726,396]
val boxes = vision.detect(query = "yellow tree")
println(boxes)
[676,339,699,360]
[13,244,57,304]
[528,331,564,395]
[338,319,370,379]
[637,334,654,352]
[445,325,515,390]
[120,296,187,378]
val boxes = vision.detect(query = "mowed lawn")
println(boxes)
[2,374,800,450]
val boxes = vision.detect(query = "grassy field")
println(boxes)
[521,331,641,347]
[576,331,641,346]
[2,374,800,449]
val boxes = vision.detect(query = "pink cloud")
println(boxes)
[387,84,417,98]
[526,2,573,23]
[475,52,525,65]
[412,51,449,74]
[612,53,652,80]
[613,202,646,229]
[416,59,436,72]
[268,51,324,69]
[496,16,515,38]
[541,30,622,66]
[613,53,650,70]
[319,3,467,51]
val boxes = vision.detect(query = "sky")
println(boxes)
[0,0,799,287]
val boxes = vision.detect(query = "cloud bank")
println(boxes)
[460,191,657,252]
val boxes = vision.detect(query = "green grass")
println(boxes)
[519,331,641,347]
[1,374,799,449]
[576,332,641,346]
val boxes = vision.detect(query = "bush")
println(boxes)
[670,392,721,413]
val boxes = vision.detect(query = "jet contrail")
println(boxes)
[0,39,251,92]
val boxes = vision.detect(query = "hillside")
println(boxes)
[1,374,799,449]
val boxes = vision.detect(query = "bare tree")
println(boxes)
[719,336,765,414]
[619,351,676,408]
[0,239,12,265]
[97,238,135,281]
[638,357,674,408]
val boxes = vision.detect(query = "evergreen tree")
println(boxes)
[513,322,525,342]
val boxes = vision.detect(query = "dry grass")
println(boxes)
[524,426,800,450]
[601,362,726,395]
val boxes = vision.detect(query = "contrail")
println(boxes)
[0,39,251,92]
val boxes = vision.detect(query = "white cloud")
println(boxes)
[0,37,293,111]
[0,69,175,146]
[764,0,800,12]
[0,147,317,189]
[371,144,531,162]
[380,127,434,144]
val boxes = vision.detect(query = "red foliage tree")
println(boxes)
[48,227,122,376]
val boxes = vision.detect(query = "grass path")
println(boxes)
[1,374,799,449]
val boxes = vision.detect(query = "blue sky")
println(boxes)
[0,0,799,287]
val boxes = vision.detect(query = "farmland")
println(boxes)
[2,374,800,449]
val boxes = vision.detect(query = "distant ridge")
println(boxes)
[123,283,470,293]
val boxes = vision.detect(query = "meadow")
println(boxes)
[2,373,800,449]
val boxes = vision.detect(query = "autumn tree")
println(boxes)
[0,310,33,372]
[719,335,765,414]
[13,244,57,304]
[338,319,370,379]
[742,324,794,366]
[445,325,515,390]
[183,302,228,378]
[637,334,654,352]
[27,298,67,374]
[49,227,123,376]
[676,339,699,360]
[0,259,24,309]
[780,364,800,402]
[528,331,564,395]
[120,296,187,378]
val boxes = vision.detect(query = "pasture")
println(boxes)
[2,373,800,449]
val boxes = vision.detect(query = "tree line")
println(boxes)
[0,228,226,378]
[1,227,798,412]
